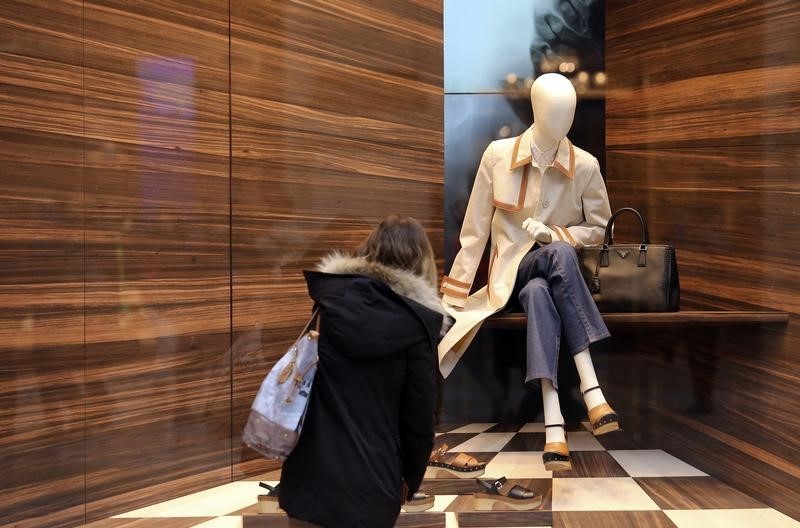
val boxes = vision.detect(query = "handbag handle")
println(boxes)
[604,207,650,246]
[593,208,649,286]
[297,307,320,341]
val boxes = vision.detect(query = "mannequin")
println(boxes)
[439,74,618,472]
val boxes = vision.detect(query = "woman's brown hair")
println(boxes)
[357,216,438,287]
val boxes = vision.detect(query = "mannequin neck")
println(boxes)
[531,124,562,152]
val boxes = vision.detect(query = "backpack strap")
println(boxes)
[297,307,320,340]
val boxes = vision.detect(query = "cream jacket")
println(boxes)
[438,126,612,377]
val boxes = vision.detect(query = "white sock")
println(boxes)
[541,379,566,444]
[573,348,607,410]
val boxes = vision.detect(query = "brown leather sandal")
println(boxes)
[425,443,486,478]
[473,477,542,511]
[584,386,620,436]
[542,424,571,472]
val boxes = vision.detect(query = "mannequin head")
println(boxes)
[530,73,577,150]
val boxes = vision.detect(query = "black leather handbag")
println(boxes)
[579,207,679,312]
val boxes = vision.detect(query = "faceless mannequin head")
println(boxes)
[530,73,577,150]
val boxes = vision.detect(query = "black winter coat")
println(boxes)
[279,260,444,528]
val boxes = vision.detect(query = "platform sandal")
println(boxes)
[584,386,620,436]
[542,424,571,472]
[402,491,435,512]
[473,477,542,511]
[257,482,281,514]
[425,443,486,478]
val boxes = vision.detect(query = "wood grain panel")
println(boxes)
[635,476,765,510]
[606,0,800,148]
[552,511,676,528]
[81,0,231,521]
[242,513,446,528]
[230,0,444,478]
[606,147,800,312]
[606,2,800,519]
[457,511,553,527]
[0,2,85,527]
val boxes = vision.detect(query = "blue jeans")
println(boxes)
[512,242,610,390]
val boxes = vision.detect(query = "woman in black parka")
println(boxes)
[279,216,449,528]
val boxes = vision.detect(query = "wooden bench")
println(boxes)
[483,310,790,329]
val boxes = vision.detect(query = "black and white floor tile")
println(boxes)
[99,423,799,528]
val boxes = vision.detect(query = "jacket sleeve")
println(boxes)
[547,157,611,248]
[399,339,437,499]
[441,143,496,306]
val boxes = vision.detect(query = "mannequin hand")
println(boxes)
[522,218,552,243]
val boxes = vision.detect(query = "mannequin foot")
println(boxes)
[581,383,607,410]
[583,386,619,436]
[543,424,571,472]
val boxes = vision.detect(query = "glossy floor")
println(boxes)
[90,423,798,528]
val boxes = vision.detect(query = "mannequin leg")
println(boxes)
[541,378,571,471]
[516,242,619,435]
[516,273,572,471]
[573,348,607,409]
[541,379,565,443]
[515,242,610,357]
[518,277,561,390]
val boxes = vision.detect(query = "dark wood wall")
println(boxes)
[604,0,800,519]
[0,1,443,526]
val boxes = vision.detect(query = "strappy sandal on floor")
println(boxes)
[473,477,542,511]
[584,386,620,436]
[425,444,486,478]
[402,491,435,512]
[257,482,281,514]
[542,424,571,472]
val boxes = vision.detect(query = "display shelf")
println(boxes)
[482,310,790,329]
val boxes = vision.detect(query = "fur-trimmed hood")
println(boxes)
[314,252,451,336]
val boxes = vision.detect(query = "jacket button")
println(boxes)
[543,200,550,208]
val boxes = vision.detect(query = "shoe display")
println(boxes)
[402,491,435,512]
[473,477,542,511]
[425,443,486,478]
[257,482,281,514]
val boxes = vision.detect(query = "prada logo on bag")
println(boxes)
[616,249,632,259]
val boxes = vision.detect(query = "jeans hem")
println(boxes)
[567,330,611,357]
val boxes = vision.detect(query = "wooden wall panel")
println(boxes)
[230,0,444,477]
[606,0,800,519]
[0,2,85,527]
[607,0,800,148]
[1,1,444,524]
[81,1,232,521]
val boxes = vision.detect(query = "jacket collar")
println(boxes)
[313,252,450,335]
[509,126,575,180]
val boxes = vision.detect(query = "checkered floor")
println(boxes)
[102,422,799,528]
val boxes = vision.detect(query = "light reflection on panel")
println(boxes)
[445,0,604,94]
[444,0,536,93]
